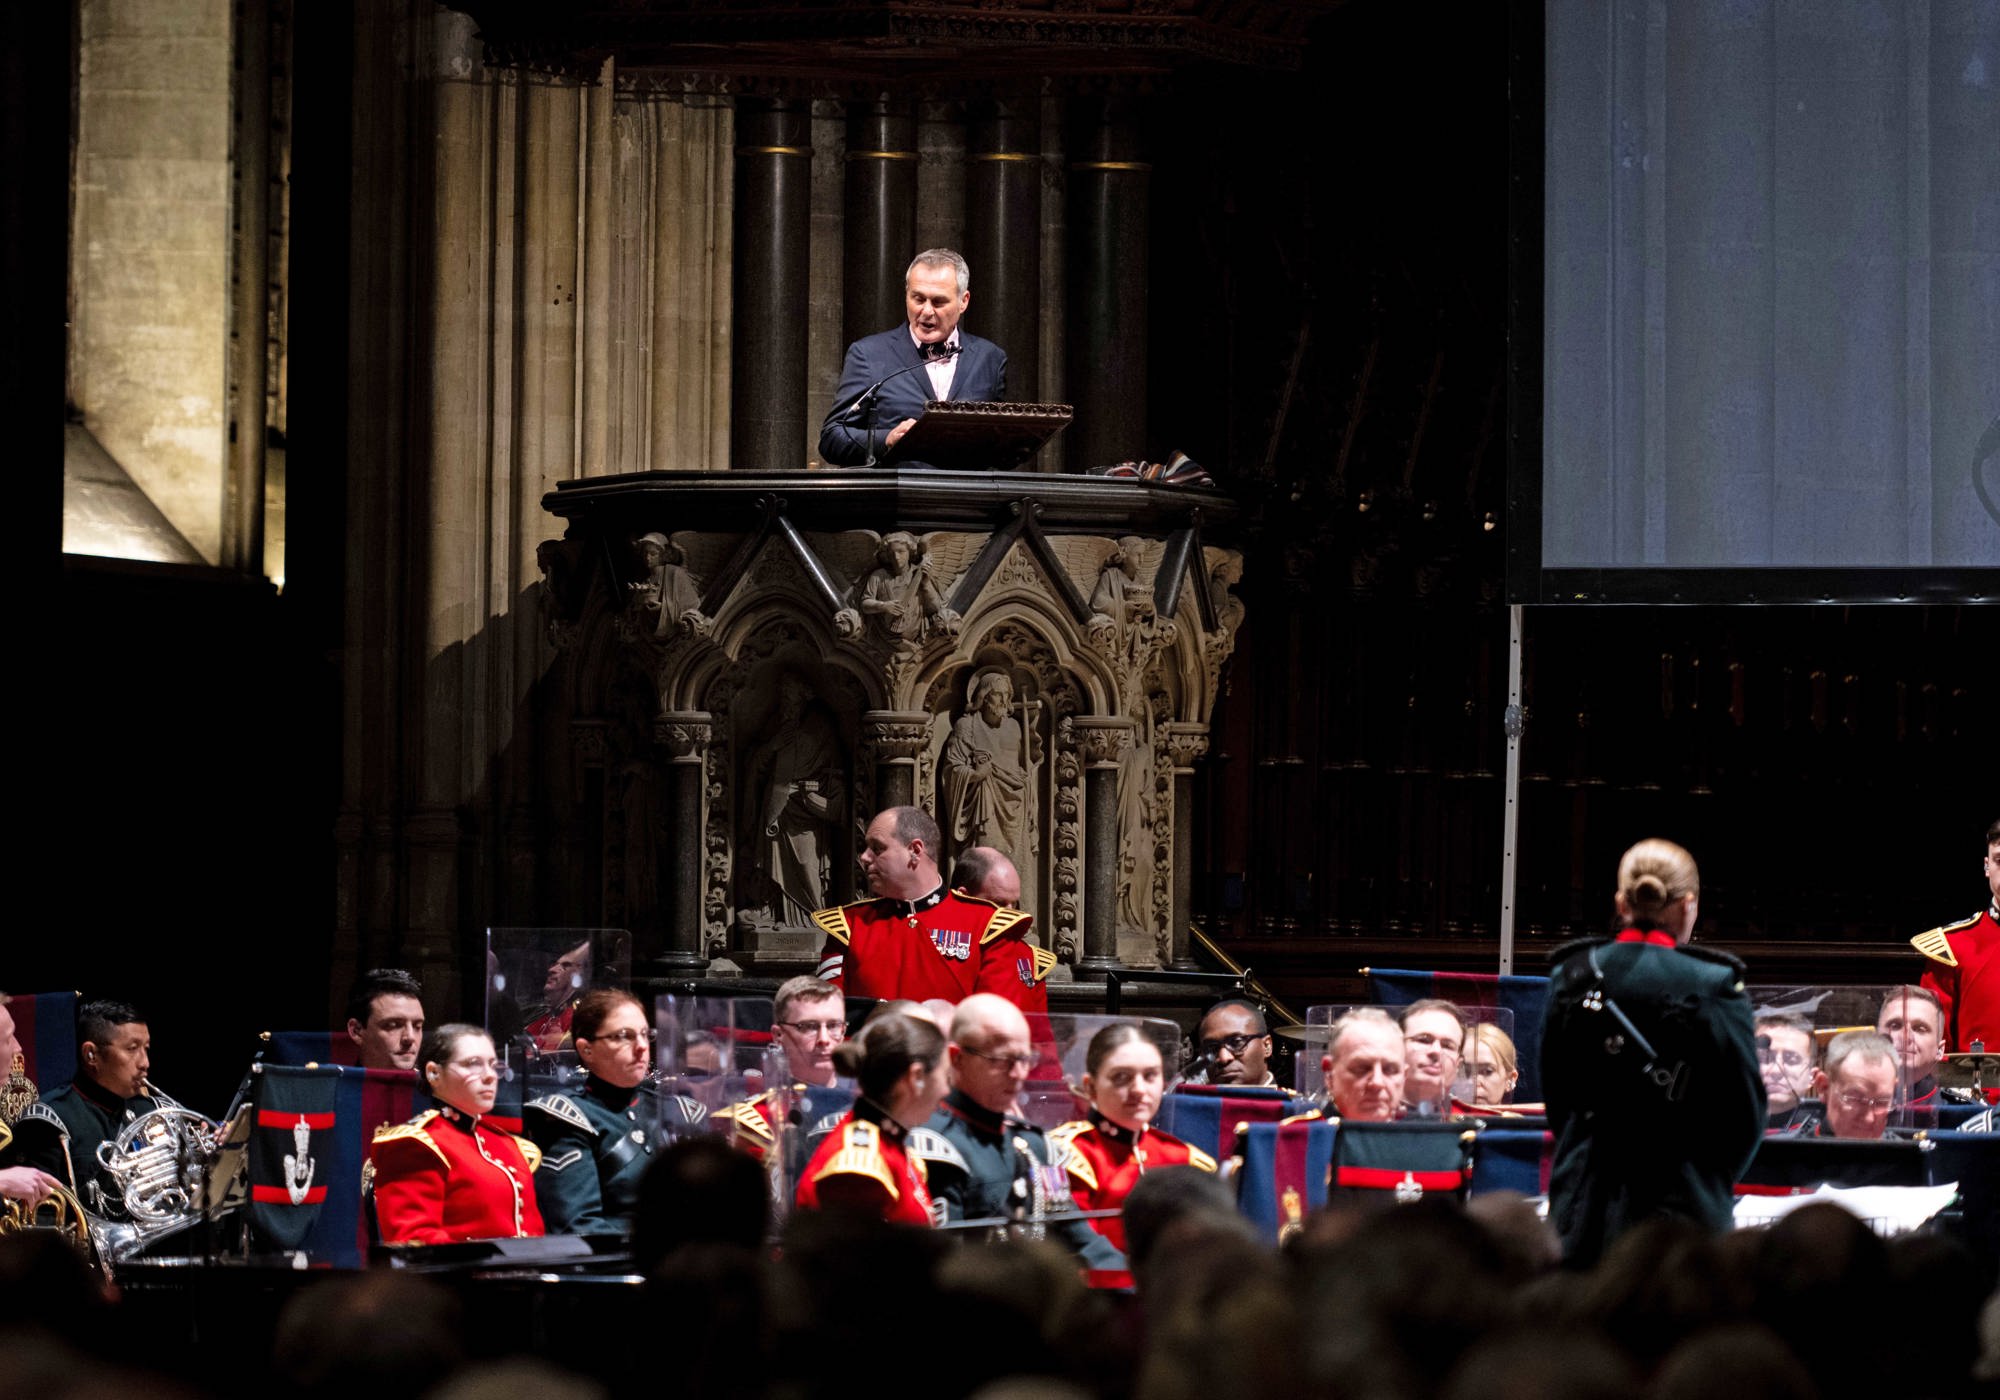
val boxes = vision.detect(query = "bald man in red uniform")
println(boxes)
[812,806,1052,1013]
[1915,819,2000,1057]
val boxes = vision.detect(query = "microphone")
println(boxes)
[833,343,963,467]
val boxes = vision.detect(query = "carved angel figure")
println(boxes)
[629,532,704,639]
[857,531,960,647]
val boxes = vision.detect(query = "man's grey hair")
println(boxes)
[907,247,969,295]
[1327,1006,1400,1058]
[1823,1029,1898,1080]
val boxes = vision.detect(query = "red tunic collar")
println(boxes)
[1615,929,1678,947]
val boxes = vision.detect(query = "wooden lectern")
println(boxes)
[885,400,1073,471]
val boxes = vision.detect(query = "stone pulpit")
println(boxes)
[538,469,1243,985]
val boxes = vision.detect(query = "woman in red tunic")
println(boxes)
[1050,1023,1217,1253]
[794,1011,949,1226]
[372,1023,547,1245]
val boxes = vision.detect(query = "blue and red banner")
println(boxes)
[10,991,78,1091]
[1157,1084,1297,1163]
[1467,1128,1552,1197]
[1236,1116,1337,1244]
[1365,968,1551,1101]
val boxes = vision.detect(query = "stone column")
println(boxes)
[966,98,1040,404]
[1071,717,1132,976]
[1162,722,1210,970]
[656,711,712,975]
[1064,95,1149,472]
[731,99,812,469]
[842,98,918,350]
[863,710,931,812]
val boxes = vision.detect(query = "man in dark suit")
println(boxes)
[818,247,1007,468]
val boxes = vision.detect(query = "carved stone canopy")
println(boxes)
[539,467,1244,976]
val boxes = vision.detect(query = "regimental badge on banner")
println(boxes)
[931,927,973,962]
[247,1066,343,1253]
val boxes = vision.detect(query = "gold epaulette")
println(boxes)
[511,1133,543,1173]
[1046,1120,1096,1191]
[714,1096,775,1145]
[0,1120,11,1155]
[810,906,853,946]
[1030,945,1058,982]
[372,1112,447,1167]
[1912,914,1979,967]
[980,906,1033,944]
[811,1120,897,1199]
[1187,1144,1219,1173]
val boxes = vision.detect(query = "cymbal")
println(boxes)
[1271,1023,1335,1043]
[1934,1052,2000,1089]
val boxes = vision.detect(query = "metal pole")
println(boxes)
[1499,604,1524,975]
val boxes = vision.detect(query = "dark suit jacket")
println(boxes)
[818,327,1008,468]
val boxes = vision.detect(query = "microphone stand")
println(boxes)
[830,345,960,468]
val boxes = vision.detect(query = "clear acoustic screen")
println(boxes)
[1540,0,1999,581]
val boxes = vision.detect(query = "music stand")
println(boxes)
[884,400,1072,471]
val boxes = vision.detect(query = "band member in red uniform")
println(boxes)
[812,806,1053,1014]
[372,1024,546,1245]
[1049,1023,1216,1254]
[1915,819,2000,1057]
[795,1011,949,1226]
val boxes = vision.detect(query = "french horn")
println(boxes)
[84,1080,223,1264]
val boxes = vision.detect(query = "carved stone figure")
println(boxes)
[856,531,960,647]
[749,676,846,926]
[1088,536,1155,629]
[629,532,704,639]
[941,671,1035,879]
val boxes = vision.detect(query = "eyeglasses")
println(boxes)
[1405,1032,1463,1056]
[961,1047,1035,1071]
[778,1019,847,1039]
[1198,1033,1264,1060]
[580,1029,651,1048]
[1833,1090,1896,1113]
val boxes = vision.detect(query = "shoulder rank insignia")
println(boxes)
[1046,1121,1097,1191]
[813,1120,898,1198]
[1030,945,1058,982]
[981,907,1033,944]
[1912,915,1978,967]
[905,1126,969,1173]
[372,1113,447,1167]
[1186,1144,1219,1173]
[512,1134,544,1172]
[541,1148,584,1173]
[526,1093,598,1136]
[18,1100,67,1133]
[0,1121,9,1155]
[810,906,853,946]
[714,1098,775,1145]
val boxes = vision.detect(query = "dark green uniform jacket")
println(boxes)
[525,1077,707,1234]
[0,1100,73,1187]
[1541,934,1766,1268]
[41,1076,164,1214]
[914,1089,1127,1272]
